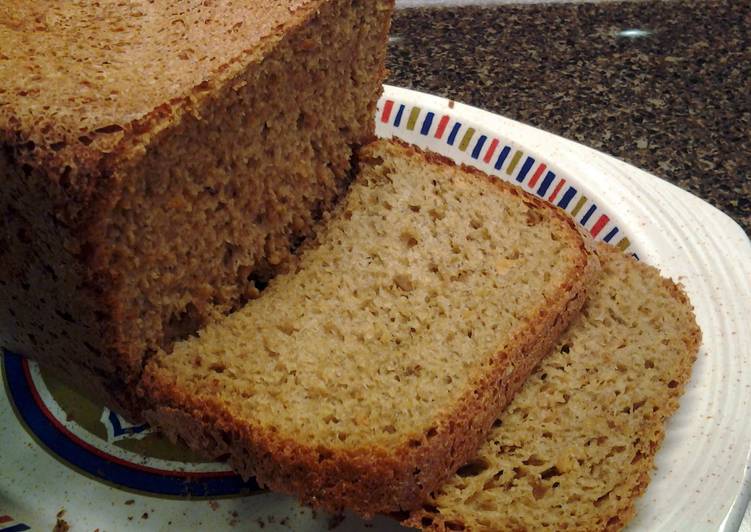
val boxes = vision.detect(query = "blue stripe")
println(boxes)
[494,146,511,170]
[603,227,619,243]
[471,135,487,160]
[2,351,257,497]
[1,525,31,532]
[447,122,462,146]
[580,204,597,226]
[420,112,435,135]
[515,157,535,183]
[537,171,556,197]
[393,104,405,127]
[557,187,577,209]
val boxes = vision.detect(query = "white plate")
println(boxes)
[1,85,749,531]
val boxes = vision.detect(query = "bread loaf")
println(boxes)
[0,0,394,418]
[141,139,599,515]
[405,244,700,531]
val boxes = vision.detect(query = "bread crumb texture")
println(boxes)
[143,139,597,513]
[406,245,700,532]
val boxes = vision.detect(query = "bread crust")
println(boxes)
[141,140,600,515]
[0,0,395,419]
[0,1,335,185]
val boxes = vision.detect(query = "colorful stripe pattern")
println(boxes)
[380,99,636,257]
[0,515,31,532]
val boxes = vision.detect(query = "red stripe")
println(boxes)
[380,100,394,123]
[0,516,13,524]
[590,214,610,237]
[22,361,234,479]
[483,138,499,164]
[528,163,547,188]
[434,115,450,139]
[548,178,566,203]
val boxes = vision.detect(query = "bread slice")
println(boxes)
[140,139,599,515]
[0,0,393,418]
[404,244,700,531]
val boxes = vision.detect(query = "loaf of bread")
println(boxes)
[0,0,394,418]
[404,244,701,531]
[141,139,599,515]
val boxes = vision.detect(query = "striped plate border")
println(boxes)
[0,515,30,532]
[379,99,635,257]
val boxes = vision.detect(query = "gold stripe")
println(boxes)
[616,237,631,251]
[571,196,588,217]
[506,150,522,175]
[406,107,421,131]
[459,128,475,152]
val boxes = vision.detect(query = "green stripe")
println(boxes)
[458,128,476,152]
[571,196,588,217]
[406,107,421,131]
[506,150,523,175]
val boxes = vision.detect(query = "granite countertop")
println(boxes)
[386,0,750,236]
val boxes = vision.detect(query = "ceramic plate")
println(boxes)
[2,85,749,531]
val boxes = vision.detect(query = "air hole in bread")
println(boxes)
[400,230,418,248]
[522,455,545,466]
[456,459,489,478]
[532,483,548,500]
[525,209,543,227]
[164,302,202,345]
[208,362,226,373]
[593,490,612,507]
[393,273,414,292]
[55,309,75,324]
[94,124,124,134]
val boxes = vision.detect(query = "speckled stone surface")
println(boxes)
[387,0,750,235]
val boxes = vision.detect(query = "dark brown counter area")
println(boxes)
[386,0,750,234]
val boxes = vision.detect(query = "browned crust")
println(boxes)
[404,244,702,532]
[0,0,336,198]
[1,0,396,421]
[141,139,601,516]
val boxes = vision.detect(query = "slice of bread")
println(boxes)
[140,139,599,515]
[404,244,701,531]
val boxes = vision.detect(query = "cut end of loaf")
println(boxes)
[142,138,599,515]
[0,0,395,420]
